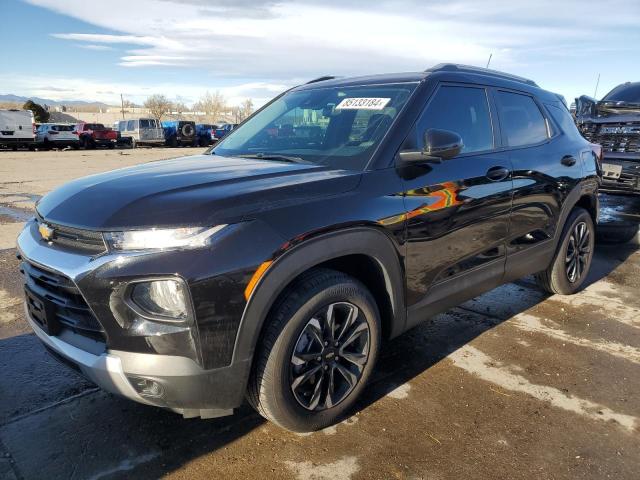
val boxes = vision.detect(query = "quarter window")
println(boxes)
[496,91,548,147]
[417,86,493,154]
[546,104,583,142]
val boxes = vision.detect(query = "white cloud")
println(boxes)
[77,44,114,51]
[0,72,285,107]
[16,0,640,105]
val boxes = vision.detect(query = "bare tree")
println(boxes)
[193,91,227,123]
[238,98,254,122]
[144,94,172,121]
[172,101,188,117]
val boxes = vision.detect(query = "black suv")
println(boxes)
[575,82,640,194]
[18,64,600,432]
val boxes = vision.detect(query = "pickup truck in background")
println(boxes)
[211,123,237,143]
[74,122,117,149]
[163,120,197,147]
[0,109,35,150]
[575,81,640,194]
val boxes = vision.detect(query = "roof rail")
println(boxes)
[306,76,337,84]
[426,63,538,87]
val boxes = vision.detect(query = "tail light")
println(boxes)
[32,123,36,134]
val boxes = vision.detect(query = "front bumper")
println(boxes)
[26,306,247,417]
[17,220,254,417]
[600,154,640,194]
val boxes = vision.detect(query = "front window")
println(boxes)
[602,83,640,104]
[213,83,417,170]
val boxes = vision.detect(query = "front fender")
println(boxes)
[231,227,406,365]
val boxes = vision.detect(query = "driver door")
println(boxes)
[400,84,513,327]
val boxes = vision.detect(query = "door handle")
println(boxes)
[486,166,510,182]
[561,155,577,167]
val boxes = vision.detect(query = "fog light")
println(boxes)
[130,377,165,398]
[130,279,188,320]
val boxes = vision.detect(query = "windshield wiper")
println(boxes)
[237,153,311,164]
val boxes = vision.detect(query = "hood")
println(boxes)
[575,95,640,123]
[36,154,361,230]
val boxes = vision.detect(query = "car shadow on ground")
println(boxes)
[351,237,639,422]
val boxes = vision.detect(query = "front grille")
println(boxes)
[37,218,107,255]
[582,122,640,153]
[21,260,106,342]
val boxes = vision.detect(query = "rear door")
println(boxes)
[402,84,513,326]
[492,89,582,279]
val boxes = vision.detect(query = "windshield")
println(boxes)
[602,83,640,104]
[213,83,417,170]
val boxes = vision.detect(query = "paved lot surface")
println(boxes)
[1,148,639,480]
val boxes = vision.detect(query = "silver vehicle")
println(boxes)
[35,123,79,149]
[117,118,164,148]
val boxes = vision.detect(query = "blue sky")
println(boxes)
[1,0,639,107]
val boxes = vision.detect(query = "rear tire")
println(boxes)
[535,207,595,295]
[247,268,380,432]
[596,222,638,244]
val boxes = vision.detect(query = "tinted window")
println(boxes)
[602,83,640,103]
[496,91,548,147]
[52,125,73,132]
[127,120,135,130]
[140,119,151,128]
[546,104,583,142]
[417,86,493,154]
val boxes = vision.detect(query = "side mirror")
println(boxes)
[398,129,464,164]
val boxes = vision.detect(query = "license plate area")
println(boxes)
[602,163,623,179]
[25,286,60,335]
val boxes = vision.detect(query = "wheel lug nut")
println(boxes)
[324,341,328,346]
[316,356,321,361]
[335,356,340,361]
[324,365,328,370]
[334,342,339,347]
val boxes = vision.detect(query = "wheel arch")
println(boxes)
[554,182,599,248]
[231,227,406,367]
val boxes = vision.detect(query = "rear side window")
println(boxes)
[417,86,493,154]
[52,125,73,132]
[546,104,584,142]
[495,91,548,147]
[140,119,151,128]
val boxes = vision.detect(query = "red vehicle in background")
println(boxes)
[74,122,117,149]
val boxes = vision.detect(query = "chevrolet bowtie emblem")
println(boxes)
[38,223,54,242]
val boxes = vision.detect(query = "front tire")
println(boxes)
[535,207,595,295]
[247,268,380,432]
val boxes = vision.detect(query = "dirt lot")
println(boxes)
[1,148,639,480]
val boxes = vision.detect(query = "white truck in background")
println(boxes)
[0,109,35,150]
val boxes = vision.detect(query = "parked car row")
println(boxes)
[0,109,237,151]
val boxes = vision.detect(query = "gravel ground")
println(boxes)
[0,148,639,480]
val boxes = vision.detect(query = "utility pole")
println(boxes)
[593,73,601,99]
[486,53,493,69]
[120,93,125,120]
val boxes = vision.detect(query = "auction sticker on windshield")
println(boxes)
[335,98,391,110]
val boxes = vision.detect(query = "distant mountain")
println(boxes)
[0,93,110,108]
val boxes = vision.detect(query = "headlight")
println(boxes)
[104,225,227,251]
[130,279,188,319]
